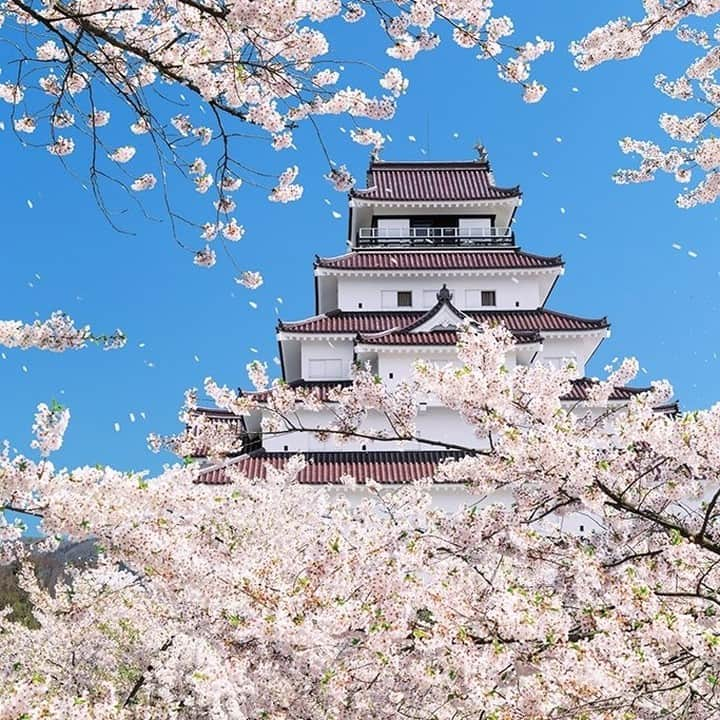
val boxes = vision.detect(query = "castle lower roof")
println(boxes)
[195,378,655,411]
[350,161,520,202]
[278,309,609,335]
[196,450,468,486]
[356,330,542,346]
[315,249,562,271]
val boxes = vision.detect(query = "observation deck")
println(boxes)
[354,225,514,249]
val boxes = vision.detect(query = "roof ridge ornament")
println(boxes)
[474,141,488,164]
[436,283,452,302]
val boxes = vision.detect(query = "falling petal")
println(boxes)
[332,211,342,219]
[688,250,698,258]
[21,365,27,373]
[249,301,258,309]
[114,422,120,432]
[408,135,416,142]
[560,208,566,214]
[250,347,258,353]
[555,137,563,143]
[672,243,682,250]
[26,200,33,209]
[129,413,136,423]
[194,354,200,362]
[578,233,588,239]
[532,151,539,157]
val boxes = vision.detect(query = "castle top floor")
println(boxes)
[347,154,521,250]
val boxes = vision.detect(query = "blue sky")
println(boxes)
[1,1,719,474]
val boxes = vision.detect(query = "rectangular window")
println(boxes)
[376,218,410,238]
[397,291,412,307]
[308,358,343,379]
[459,217,492,237]
[481,290,496,307]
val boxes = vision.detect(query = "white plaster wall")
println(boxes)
[373,349,519,387]
[317,276,338,313]
[300,339,354,380]
[307,484,591,535]
[535,335,604,376]
[376,352,453,383]
[279,340,302,382]
[263,405,488,453]
[336,274,543,312]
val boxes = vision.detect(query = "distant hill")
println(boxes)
[0,539,97,626]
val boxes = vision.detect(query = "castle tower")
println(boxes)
[195,155,671,487]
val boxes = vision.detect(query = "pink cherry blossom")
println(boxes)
[236,270,263,289]
[131,173,157,191]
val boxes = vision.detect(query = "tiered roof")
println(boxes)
[187,154,675,487]
[196,378,655,411]
[349,160,521,202]
[356,330,542,346]
[278,308,609,336]
[315,250,562,271]
[196,450,468,486]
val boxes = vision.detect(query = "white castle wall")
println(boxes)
[300,339,354,380]
[336,274,544,311]
[262,406,488,453]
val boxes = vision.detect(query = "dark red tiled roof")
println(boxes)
[196,450,469,486]
[241,380,352,403]
[562,378,651,403]
[357,330,542,346]
[197,378,673,420]
[350,161,520,202]
[186,409,247,457]
[279,309,609,335]
[315,250,562,271]
[562,379,678,413]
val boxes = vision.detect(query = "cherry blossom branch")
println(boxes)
[0,311,126,351]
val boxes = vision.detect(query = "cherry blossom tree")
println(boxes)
[573,0,720,207]
[0,0,552,277]
[0,311,126,351]
[3,324,720,718]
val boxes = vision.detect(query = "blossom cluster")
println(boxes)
[573,2,720,206]
[0,311,126,351]
[3,327,720,718]
[0,0,552,268]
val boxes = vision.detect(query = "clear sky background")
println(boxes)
[1,1,719,474]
